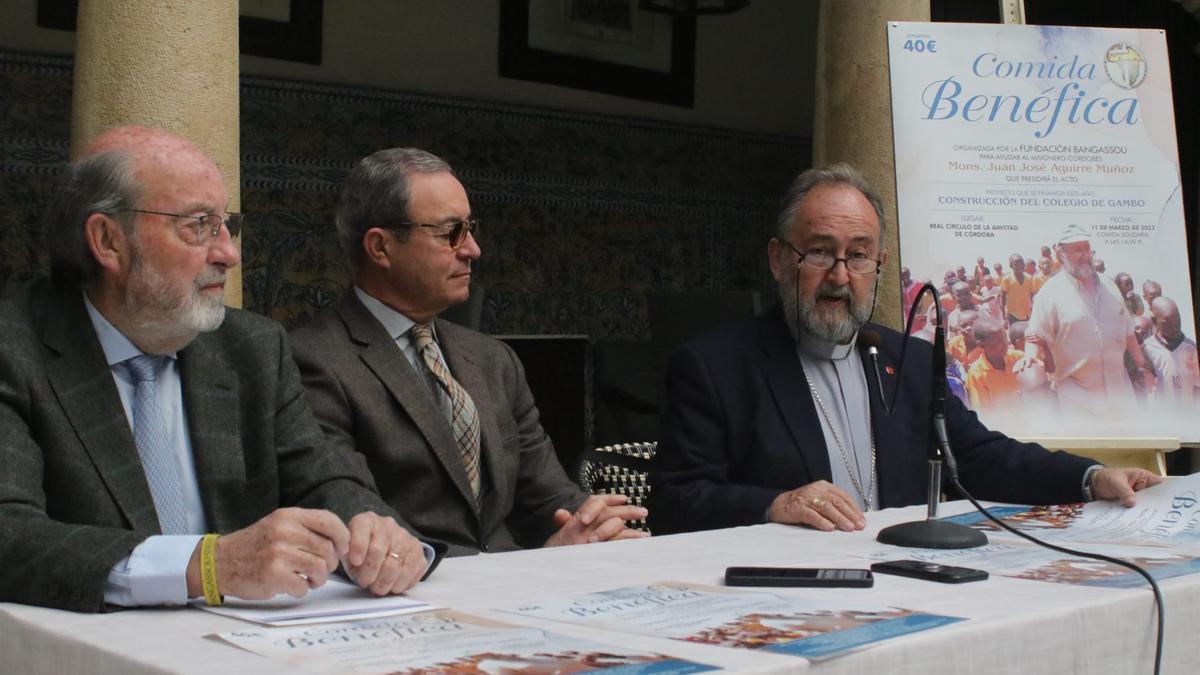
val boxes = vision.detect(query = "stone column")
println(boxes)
[812,0,928,330]
[71,0,242,306]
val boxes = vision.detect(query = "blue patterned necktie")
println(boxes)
[124,354,190,534]
[410,324,482,499]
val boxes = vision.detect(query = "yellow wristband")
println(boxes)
[200,533,222,606]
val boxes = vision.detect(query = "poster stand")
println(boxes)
[1016,437,1180,476]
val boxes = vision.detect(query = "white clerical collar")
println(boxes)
[797,330,858,361]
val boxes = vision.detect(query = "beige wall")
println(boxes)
[0,0,817,137]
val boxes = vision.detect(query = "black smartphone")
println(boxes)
[870,559,989,584]
[724,566,874,588]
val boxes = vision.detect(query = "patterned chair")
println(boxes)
[577,441,656,533]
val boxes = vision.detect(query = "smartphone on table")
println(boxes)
[870,559,989,584]
[724,566,874,588]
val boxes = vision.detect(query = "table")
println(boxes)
[3,502,1197,674]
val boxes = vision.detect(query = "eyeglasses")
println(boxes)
[126,209,243,246]
[383,217,479,250]
[781,239,880,275]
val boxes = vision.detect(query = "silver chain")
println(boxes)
[802,373,876,511]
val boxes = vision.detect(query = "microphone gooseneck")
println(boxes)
[858,330,891,415]
[876,282,985,550]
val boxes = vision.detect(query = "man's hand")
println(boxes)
[186,507,350,601]
[768,481,866,532]
[1017,337,1055,374]
[343,512,426,595]
[544,494,650,547]
[1091,467,1162,507]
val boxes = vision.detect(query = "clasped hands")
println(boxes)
[186,508,424,601]
[544,493,650,547]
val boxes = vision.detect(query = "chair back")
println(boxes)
[577,441,656,533]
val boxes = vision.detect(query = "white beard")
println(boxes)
[780,273,874,344]
[122,246,226,351]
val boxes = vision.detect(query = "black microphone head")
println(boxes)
[859,330,883,352]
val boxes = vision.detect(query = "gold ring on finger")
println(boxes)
[387,551,401,561]
[809,497,827,510]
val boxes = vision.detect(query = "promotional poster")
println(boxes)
[940,472,1200,548]
[888,22,1197,441]
[499,582,964,662]
[218,610,715,674]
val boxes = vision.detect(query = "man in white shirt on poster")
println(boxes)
[1021,224,1155,419]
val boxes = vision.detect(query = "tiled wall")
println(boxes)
[1,50,809,339]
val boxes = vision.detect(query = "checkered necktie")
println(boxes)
[410,324,481,498]
[124,354,190,535]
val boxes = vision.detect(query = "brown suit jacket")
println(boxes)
[289,290,586,556]
[0,281,404,612]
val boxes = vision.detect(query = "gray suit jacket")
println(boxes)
[0,280,400,612]
[289,290,586,556]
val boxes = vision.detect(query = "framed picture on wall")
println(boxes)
[36,0,324,65]
[498,0,696,107]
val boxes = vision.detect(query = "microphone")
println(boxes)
[876,285,986,549]
[859,330,892,416]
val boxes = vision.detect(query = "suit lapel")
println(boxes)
[338,293,479,509]
[40,289,161,532]
[757,310,834,481]
[178,333,244,529]
[436,319,508,515]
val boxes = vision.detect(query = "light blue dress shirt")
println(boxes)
[86,295,204,607]
[93,291,438,607]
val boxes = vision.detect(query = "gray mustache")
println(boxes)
[195,268,226,287]
[817,285,852,300]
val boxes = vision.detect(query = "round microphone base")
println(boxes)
[876,519,988,549]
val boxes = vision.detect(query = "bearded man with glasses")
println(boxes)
[649,163,1160,536]
[290,148,648,556]
[0,126,436,612]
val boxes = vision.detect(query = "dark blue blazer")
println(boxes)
[649,306,1095,535]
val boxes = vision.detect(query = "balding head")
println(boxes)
[952,281,973,308]
[1143,280,1162,305]
[86,124,202,158]
[49,126,229,288]
[1150,296,1182,343]
[974,317,1008,361]
[1114,272,1134,295]
[85,126,222,199]
[51,125,238,354]
[1008,320,1027,351]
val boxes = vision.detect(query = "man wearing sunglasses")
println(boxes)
[649,163,1160,536]
[290,148,648,556]
[0,126,434,612]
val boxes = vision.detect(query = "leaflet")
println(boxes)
[940,473,1200,548]
[216,610,715,674]
[496,581,964,662]
[857,541,1200,589]
[196,577,433,626]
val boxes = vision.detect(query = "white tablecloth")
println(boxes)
[3,502,1196,674]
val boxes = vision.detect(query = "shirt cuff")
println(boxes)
[1081,464,1105,502]
[421,542,436,572]
[103,535,203,607]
